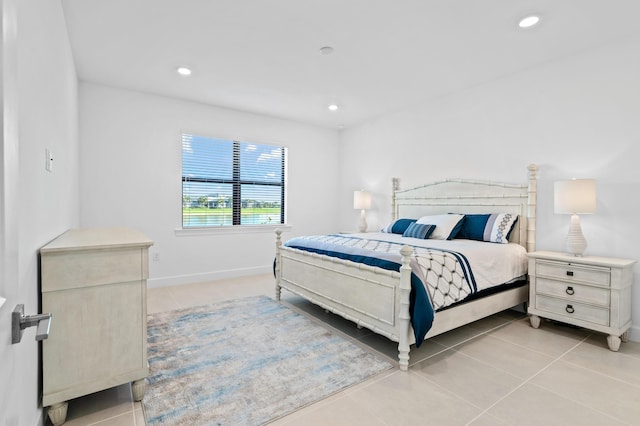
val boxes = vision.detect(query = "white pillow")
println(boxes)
[416,214,464,240]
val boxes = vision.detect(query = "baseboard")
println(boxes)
[628,324,640,343]
[35,410,44,426]
[147,265,272,288]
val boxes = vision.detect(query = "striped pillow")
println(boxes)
[381,218,416,234]
[402,223,436,239]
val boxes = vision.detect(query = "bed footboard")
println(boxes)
[275,230,414,370]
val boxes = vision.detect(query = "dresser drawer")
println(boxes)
[535,294,609,326]
[536,260,610,287]
[535,278,610,307]
[41,248,144,292]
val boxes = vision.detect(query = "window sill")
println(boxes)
[175,224,292,237]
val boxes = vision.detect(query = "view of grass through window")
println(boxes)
[182,134,286,227]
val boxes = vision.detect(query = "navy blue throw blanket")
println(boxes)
[282,244,434,347]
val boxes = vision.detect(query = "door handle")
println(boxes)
[11,304,52,344]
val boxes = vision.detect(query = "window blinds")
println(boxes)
[181,133,286,227]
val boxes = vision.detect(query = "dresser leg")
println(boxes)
[621,330,630,342]
[529,315,541,329]
[47,402,68,426]
[132,379,147,401]
[607,334,621,352]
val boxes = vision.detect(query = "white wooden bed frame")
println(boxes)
[275,164,538,370]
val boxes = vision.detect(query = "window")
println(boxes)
[181,133,286,227]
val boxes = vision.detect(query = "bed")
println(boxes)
[275,164,538,370]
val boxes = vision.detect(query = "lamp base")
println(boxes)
[566,214,587,256]
[358,209,368,233]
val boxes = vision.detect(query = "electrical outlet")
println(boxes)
[152,253,160,262]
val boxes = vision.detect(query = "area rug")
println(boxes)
[142,295,393,425]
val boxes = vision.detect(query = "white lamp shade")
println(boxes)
[353,190,371,210]
[554,179,596,214]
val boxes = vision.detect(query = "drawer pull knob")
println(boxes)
[566,305,575,314]
[566,271,574,277]
[566,286,575,295]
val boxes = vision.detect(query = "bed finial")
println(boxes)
[391,178,399,221]
[275,229,283,300]
[527,164,538,253]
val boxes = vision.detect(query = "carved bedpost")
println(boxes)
[275,229,282,301]
[527,164,538,253]
[398,245,413,371]
[391,177,399,221]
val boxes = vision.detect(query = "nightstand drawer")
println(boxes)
[535,278,610,307]
[535,294,609,326]
[536,260,610,287]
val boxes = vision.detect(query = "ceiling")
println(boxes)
[61,0,640,130]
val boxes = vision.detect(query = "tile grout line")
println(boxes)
[528,380,635,426]
[463,333,594,426]
[486,320,640,390]
[485,318,596,358]
[411,330,529,418]
[405,317,523,368]
[442,317,600,381]
[87,409,137,426]
[559,348,640,391]
[402,318,532,418]
[531,347,640,426]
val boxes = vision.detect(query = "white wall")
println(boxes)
[13,0,79,424]
[339,37,640,340]
[79,83,340,287]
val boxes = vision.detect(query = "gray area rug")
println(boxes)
[142,295,393,425]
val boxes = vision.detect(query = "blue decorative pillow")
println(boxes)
[381,218,416,234]
[455,214,490,240]
[456,213,519,244]
[402,223,436,239]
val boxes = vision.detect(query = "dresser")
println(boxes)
[40,228,153,426]
[527,251,635,351]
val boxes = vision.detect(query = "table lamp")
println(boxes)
[353,190,372,233]
[554,178,596,256]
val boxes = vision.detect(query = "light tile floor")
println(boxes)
[51,273,640,425]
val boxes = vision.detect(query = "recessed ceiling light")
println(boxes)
[518,15,540,28]
[177,66,192,76]
[328,104,339,111]
[319,46,334,55]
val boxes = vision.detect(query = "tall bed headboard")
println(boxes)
[391,164,538,252]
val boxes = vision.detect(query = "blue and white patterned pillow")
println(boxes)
[402,223,436,239]
[456,213,518,244]
[381,218,416,234]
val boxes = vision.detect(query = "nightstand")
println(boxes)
[527,251,636,351]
